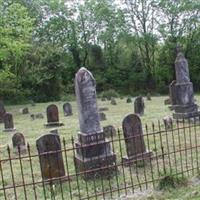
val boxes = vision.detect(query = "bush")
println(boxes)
[100,89,119,100]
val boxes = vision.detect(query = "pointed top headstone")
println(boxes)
[175,44,190,83]
[75,67,101,134]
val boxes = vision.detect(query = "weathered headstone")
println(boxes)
[99,112,106,121]
[126,97,132,103]
[74,67,116,178]
[12,132,26,153]
[172,45,200,119]
[63,102,73,116]
[163,116,173,130]
[30,100,35,106]
[134,96,145,116]
[3,113,16,132]
[19,107,29,114]
[45,104,64,127]
[103,125,116,137]
[36,134,67,182]
[101,97,106,101]
[146,93,151,101]
[99,107,109,112]
[36,113,44,119]
[0,101,6,123]
[122,114,152,165]
[110,97,117,105]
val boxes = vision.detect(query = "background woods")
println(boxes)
[0,0,200,103]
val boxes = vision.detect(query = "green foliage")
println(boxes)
[100,89,119,100]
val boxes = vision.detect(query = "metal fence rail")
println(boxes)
[0,118,200,199]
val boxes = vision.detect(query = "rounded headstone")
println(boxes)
[99,112,106,121]
[110,97,117,105]
[126,97,132,103]
[103,125,116,137]
[63,102,73,116]
[3,112,15,131]
[20,107,29,114]
[134,96,145,116]
[12,132,26,153]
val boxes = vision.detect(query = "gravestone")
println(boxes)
[126,97,132,103]
[110,97,117,105]
[3,113,16,132]
[134,96,145,116]
[101,97,106,101]
[0,101,6,123]
[74,67,116,178]
[63,103,73,116]
[19,107,29,114]
[163,116,173,130]
[99,107,109,112]
[172,45,200,119]
[36,113,44,119]
[103,125,116,137]
[99,112,106,121]
[146,93,151,101]
[36,134,67,182]
[45,104,64,127]
[122,114,152,165]
[12,132,26,153]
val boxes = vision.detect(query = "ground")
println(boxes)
[0,95,200,199]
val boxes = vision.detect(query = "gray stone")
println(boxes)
[99,112,106,121]
[63,102,73,116]
[35,113,44,119]
[122,114,152,165]
[172,46,200,119]
[169,80,176,106]
[101,97,106,101]
[50,129,58,135]
[12,132,26,153]
[99,107,109,112]
[126,97,132,103]
[30,100,35,106]
[74,67,116,178]
[19,107,29,114]
[103,125,116,137]
[163,116,173,130]
[36,134,67,182]
[134,96,145,116]
[110,97,117,105]
[3,113,16,132]
[45,104,64,127]
[146,93,151,101]
[0,101,6,123]
[30,114,35,120]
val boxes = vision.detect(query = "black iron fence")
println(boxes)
[1,118,200,199]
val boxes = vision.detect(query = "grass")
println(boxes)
[0,95,200,199]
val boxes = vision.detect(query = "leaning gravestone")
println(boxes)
[19,107,29,114]
[99,112,106,121]
[45,104,64,127]
[134,96,145,116]
[122,114,152,165]
[110,97,117,105]
[74,67,116,178]
[103,125,116,137]
[0,101,6,123]
[3,113,15,132]
[36,134,67,182]
[12,132,26,153]
[172,45,200,119]
[63,102,73,116]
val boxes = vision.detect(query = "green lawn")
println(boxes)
[0,95,200,199]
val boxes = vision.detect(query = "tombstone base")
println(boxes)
[74,132,117,179]
[122,151,152,166]
[3,128,16,132]
[173,111,200,120]
[74,153,117,179]
[44,122,64,127]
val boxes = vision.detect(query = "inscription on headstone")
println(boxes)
[122,114,151,165]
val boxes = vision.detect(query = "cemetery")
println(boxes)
[1,0,200,199]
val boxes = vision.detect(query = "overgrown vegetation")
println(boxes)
[0,0,200,103]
